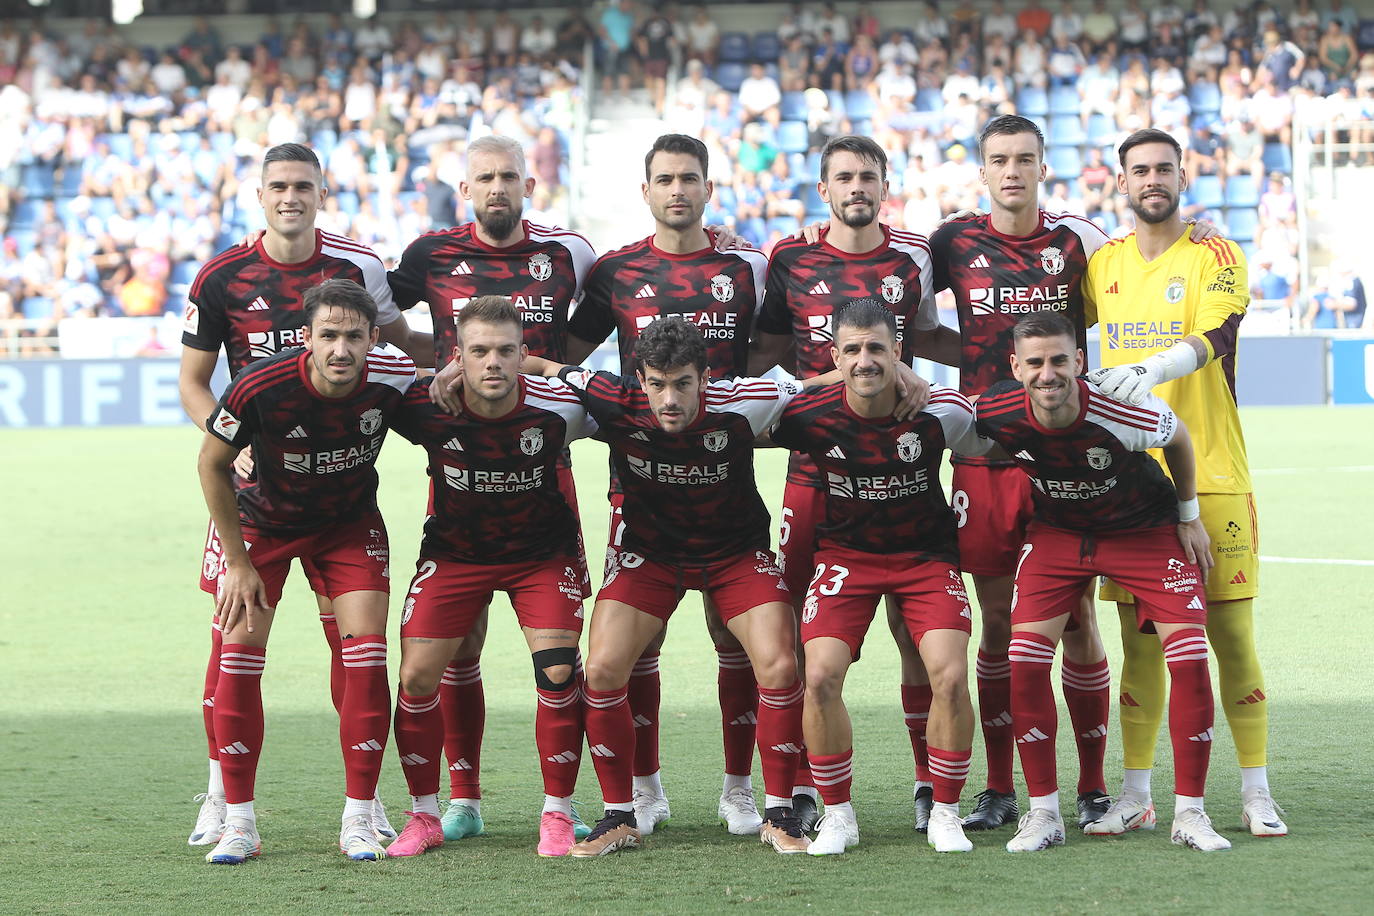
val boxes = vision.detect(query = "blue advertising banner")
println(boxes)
[1331,339,1374,405]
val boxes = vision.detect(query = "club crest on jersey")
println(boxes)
[1086,447,1111,470]
[360,408,383,435]
[401,597,415,627]
[1166,276,1187,304]
[528,252,553,282]
[709,273,736,303]
[703,430,728,452]
[520,427,545,456]
[880,274,904,304]
[897,431,922,462]
[1040,246,1065,276]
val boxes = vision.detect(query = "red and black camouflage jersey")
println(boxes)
[770,382,988,560]
[568,236,767,379]
[389,375,598,565]
[974,378,1181,533]
[929,210,1108,465]
[559,368,801,566]
[389,220,595,366]
[183,230,402,376]
[754,224,940,487]
[206,346,416,534]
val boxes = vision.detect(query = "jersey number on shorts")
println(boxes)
[409,559,439,595]
[807,563,850,596]
[952,489,970,529]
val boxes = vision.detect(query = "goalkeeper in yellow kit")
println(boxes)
[1082,128,1286,840]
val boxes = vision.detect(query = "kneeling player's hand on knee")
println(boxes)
[217,559,273,633]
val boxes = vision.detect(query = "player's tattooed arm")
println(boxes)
[892,361,931,420]
[747,331,795,376]
[908,324,961,367]
[198,434,273,633]
[1161,419,1213,581]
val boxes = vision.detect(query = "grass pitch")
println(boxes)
[2,406,1372,914]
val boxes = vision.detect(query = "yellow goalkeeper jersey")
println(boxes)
[1084,230,1251,494]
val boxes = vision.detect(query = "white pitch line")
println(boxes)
[1260,556,1374,567]
[1252,465,1374,475]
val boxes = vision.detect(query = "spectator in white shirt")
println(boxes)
[739,63,782,121]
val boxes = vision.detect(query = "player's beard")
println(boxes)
[477,200,522,242]
[832,195,877,229]
[655,198,704,231]
[1128,188,1179,225]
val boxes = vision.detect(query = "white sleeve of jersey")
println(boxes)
[704,377,804,436]
[726,248,770,320]
[1083,383,1178,451]
[323,233,403,326]
[365,345,418,392]
[524,375,600,442]
[1050,211,1112,258]
[926,384,994,457]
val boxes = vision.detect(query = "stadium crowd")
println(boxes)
[2,1,1372,352]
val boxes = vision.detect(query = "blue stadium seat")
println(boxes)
[1358,19,1374,51]
[752,32,781,63]
[843,90,876,121]
[1028,114,1049,134]
[1225,176,1261,208]
[312,129,339,157]
[1048,118,1087,146]
[10,229,37,255]
[777,120,809,155]
[171,260,200,286]
[90,196,116,221]
[716,185,738,212]
[21,296,55,320]
[915,88,943,112]
[1047,146,1082,178]
[1262,142,1292,174]
[1188,82,1221,115]
[1226,207,1259,242]
[1191,174,1225,210]
[1092,210,1118,234]
[54,197,79,227]
[58,167,82,196]
[826,89,847,118]
[780,91,808,121]
[210,132,235,157]
[335,191,360,216]
[10,199,41,230]
[1086,114,1116,146]
[802,184,828,220]
[1049,86,1079,116]
[21,163,56,198]
[1016,87,1049,118]
[738,217,767,246]
[719,32,751,63]
[802,150,822,182]
[714,62,747,92]
[849,117,872,136]
[768,215,800,238]
[105,133,133,161]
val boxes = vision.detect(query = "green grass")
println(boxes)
[2,406,1373,914]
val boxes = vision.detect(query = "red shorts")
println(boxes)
[777,480,825,599]
[800,547,972,658]
[1012,523,1207,633]
[401,554,587,639]
[213,513,392,608]
[952,463,1033,577]
[596,548,792,623]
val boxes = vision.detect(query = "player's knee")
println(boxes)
[804,664,843,706]
[979,616,1011,651]
[399,662,443,698]
[752,650,797,689]
[927,663,971,708]
[583,657,625,692]
[531,647,578,692]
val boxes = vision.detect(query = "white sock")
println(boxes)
[824,800,854,819]
[450,797,481,814]
[543,795,573,816]
[1175,795,1205,814]
[605,801,634,814]
[1122,768,1152,797]
[932,801,960,819]
[632,771,664,796]
[343,796,373,821]
[411,793,441,817]
[208,759,224,797]
[764,795,793,810]
[1030,791,1059,814]
[1240,766,1269,792]
[225,801,255,826]
[722,773,752,794]
[914,780,933,795]
[792,784,819,800]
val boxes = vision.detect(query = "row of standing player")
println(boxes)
[182,117,1284,862]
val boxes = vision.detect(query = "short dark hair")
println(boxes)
[645,134,709,180]
[303,278,378,329]
[833,297,897,340]
[978,114,1045,160]
[457,295,522,334]
[819,135,888,182]
[262,142,322,179]
[635,316,708,374]
[1117,128,1183,169]
[1011,312,1075,344]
